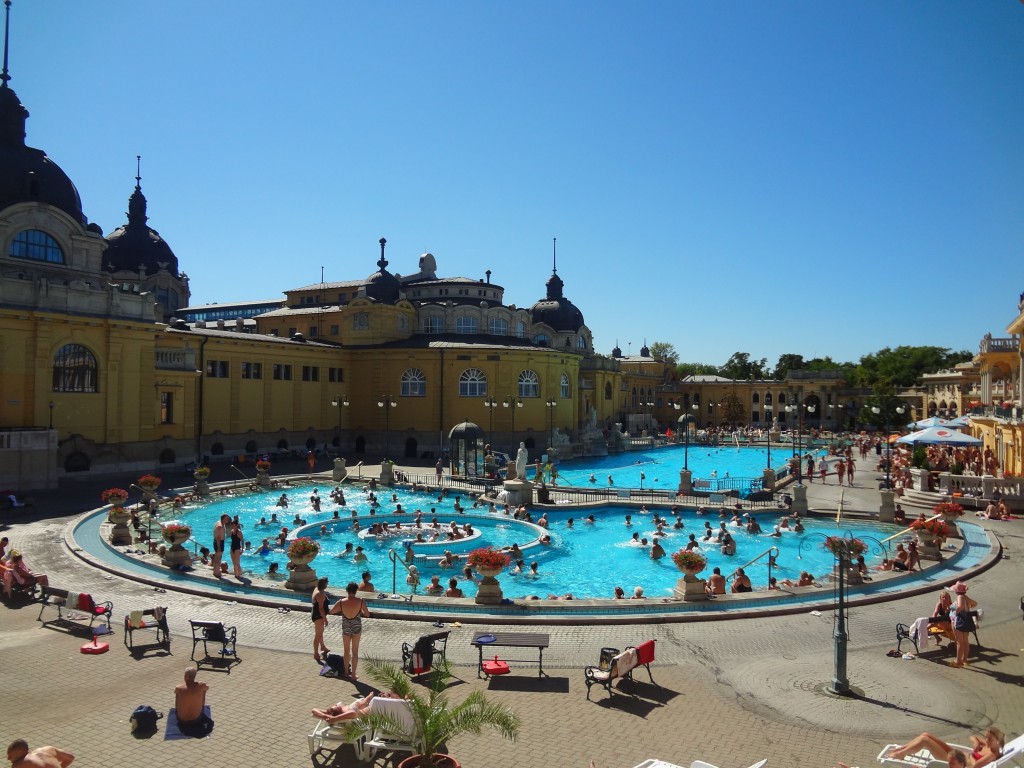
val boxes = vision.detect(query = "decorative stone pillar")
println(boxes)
[256,469,271,488]
[379,461,395,487]
[161,527,193,568]
[285,552,319,592]
[673,572,708,602]
[878,489,896,523]
[332,458,348,483]
[474,567,504,605]
[762,468,776,492]
[108,508,133,546]
[678,468,693,496]
[791,484,809,515]
[502,479,533,507]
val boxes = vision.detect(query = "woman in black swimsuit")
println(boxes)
[229,521,244,578]
[311,577,331,664]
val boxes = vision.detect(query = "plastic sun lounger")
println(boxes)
[879,733,1024,768]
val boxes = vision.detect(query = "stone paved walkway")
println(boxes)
[2,461,1023,767]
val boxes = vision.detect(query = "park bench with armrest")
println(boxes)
[124,607,169,651]
[189,619,238,670]
[37,586,113,631]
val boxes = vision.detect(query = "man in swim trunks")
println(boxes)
[6,740,74,768]
[174,665,214,737]
[211,514,229,577]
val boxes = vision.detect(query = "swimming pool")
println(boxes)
[551,445,821,492]
[147,483,899,600]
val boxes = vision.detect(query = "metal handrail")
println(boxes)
[880,513,944,544]
[387,548,418,600]
[729,545,780,588]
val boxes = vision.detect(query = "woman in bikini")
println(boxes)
[311,577,331,664]
[885,727,1003,767]
[329,581,370,679]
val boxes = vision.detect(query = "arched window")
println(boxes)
[459,368,487,397]
[518,370,540,398]
[517,321,526,338]
[10,229,64,263]
[52,344,98,392]
[560,372,570,398]
[489,317,508,336]
[423,315,443,334]
[456,316,478,334]
[752,392,760,404]
[401,367,427,397]
[604,382,612,400]
[577,336,587,350]
[532,334,549,347]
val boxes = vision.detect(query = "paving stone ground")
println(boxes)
[2,462,1023,768]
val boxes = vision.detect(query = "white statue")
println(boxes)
[515,442,528,481]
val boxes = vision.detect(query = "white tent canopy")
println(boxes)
[908,416,951,429]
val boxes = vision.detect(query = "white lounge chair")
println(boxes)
[878,731,1024,768]
[308,697,417,766]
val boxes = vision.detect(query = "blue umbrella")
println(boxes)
[896,426,981,445]
[908,416,951,429]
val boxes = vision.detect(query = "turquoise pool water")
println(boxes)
[152,484,899,599]
[551,445,821,492]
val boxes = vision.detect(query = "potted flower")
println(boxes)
[101,487,130,508]
[137,474,162,491]
[670,549,707,574]
[467,548,511,605]
[161,522,192,546]
[910,518,949,539]
[255,459,272,472]
[933,501,964,518]
[823,536,867,559]
[287,537,320,566]
[193,466,211,480]
[340,657,520,768]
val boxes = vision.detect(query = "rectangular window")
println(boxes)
[338,293,347,303]
[330,325,339,336]
[273,364,292,381]
[287,327,296,337]
[328,367,344,383]
[160,392,173,424]
[241,362,262,379]
[309,326,318,337]
[206,360,229,378]
[302,365,320,382]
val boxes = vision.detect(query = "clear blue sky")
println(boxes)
[14,2,1024,367]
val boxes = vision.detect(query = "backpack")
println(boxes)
[130,705,163,734]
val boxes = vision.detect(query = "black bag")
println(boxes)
[325,653,347,675]
[130,705,163,734]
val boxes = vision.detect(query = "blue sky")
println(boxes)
[14,2,1024,367]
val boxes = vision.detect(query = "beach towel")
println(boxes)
[909,617,930,646]
[165,706,213,739]
[129,610,144,628]
[153,606,165,622]
[65,591,80,609]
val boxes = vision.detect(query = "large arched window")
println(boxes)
[52,344,98,392]
[401,367,427,397]
[560,372,571,399]
[518,370,540,398]
[489,317,508,336]
[577,336,587,350]
[10,229,65,263]
[423,315,443,334]
[456,316,478,334]
[459,368,487,397]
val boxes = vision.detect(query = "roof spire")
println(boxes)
[126,156,148,226]
[135,154,141,189]
[378,237,388,270]
[552,237,557,274]
[1,0,12,90]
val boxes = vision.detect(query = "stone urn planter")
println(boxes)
[161,524,193,568]
[285,539,320,592]
[193,469,211,497]
[137,475,162,501]
[933,503,964,540]
[107,508,133,545]
[915,532,944,561]
[467,548,511,605]
[670,550,708,601]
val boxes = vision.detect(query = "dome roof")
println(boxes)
[530,271,584,333]
[0,85,86,225]
[102,179,179,276]
[365,237,401,304]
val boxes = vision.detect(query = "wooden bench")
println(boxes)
[190,619,238,670]
[37,586,113,631]
[401,630,450,675]
[124,607,169,651]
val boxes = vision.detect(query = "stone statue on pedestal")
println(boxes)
[515,442,528,481]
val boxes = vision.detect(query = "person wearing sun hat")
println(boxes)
[950,580,978,668]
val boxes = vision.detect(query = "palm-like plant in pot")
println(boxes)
[341,656,520,768]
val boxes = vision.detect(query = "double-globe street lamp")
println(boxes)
[677,402,699,470]
[871,403,906,489]
[331,395,349,452]
[545,398,558,449]
[377,395,397,460]
[764,404,773,469]
[503,396,523,439]
[483,396,499,447]
[785,402,816,483]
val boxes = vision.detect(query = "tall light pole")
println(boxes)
[764,404,773,469]
[48,400,55,429]
[545,398,557,449]
[331,394,349,450]
[872,403,905,489]
[378,395,397,460]
[483,396,498,447]
[668,399,681,442]
[678,410,696,470]
[503,396,523,440]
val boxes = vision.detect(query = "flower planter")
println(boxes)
[256,469,271,488]
[193,472,211,496]
[915,532,943,561]
[107,508,133,545]
[938,514,962,539]
[161,530,192,567]
[285,550,319,592]
[673,571,708,602]
[474,566,504,605]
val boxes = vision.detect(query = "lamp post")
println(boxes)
[377,395,397,460]
[871,403,905,489]
[799,533,856,695]
[48,400,55,429]
[331,395,349,450]
[643,400,655,436]
[668,400,681,442]
[545,398,557,449]
[764,404,773,469]
[503,396,522,439]
[483,396,498,447]
[678,412,694,470]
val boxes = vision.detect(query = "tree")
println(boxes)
[773,354,805,380]
[853,346,972,389]
[719,352,768,381]
[675,362,722,379]
[648,342,679,364]
[719,390,746,425]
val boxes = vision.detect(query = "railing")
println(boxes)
[729,545,779,589]
[938,473,1023,501]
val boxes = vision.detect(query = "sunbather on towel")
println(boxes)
[312,693,377,724]
[885,727,1004,767]
[175,665,214,737]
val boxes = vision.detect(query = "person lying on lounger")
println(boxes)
[884,727,1004,767]
[312,692,377,724]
